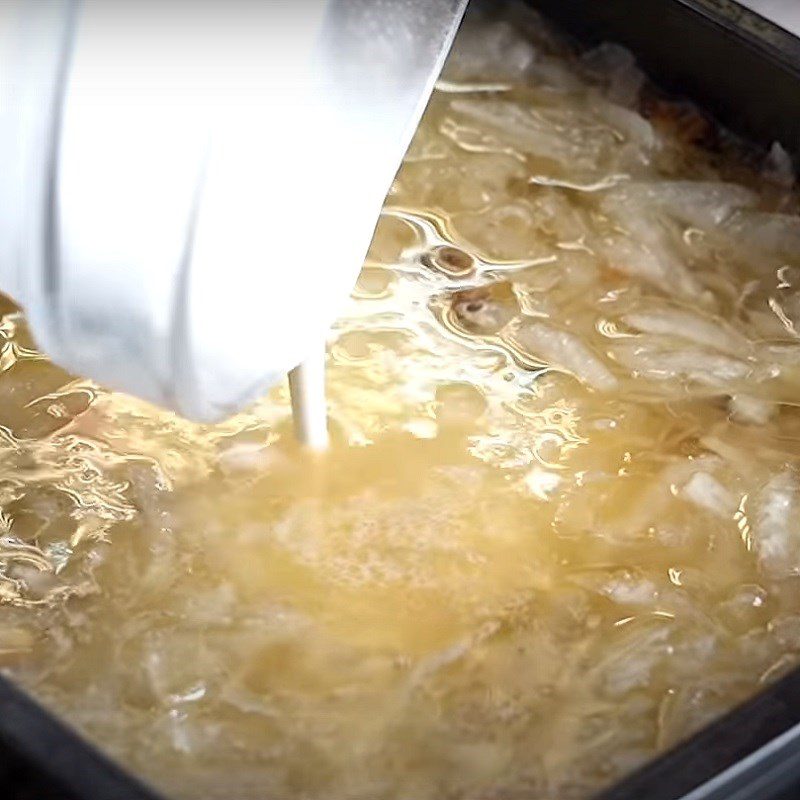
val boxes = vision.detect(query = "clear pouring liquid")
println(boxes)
[289,354,330,451]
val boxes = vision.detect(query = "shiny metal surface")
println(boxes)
[739,0,800,37]
[0,0,467,421]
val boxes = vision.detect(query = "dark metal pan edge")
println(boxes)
[0,674,164,800]
[529,0,800,160]
[592,665,800,800]
[675,0,800,74]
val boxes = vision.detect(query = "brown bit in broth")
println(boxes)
[449,282,519,336]
[423,245,476,278]
[642,95,720,150]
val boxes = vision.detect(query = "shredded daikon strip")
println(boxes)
[581,42,645,107]
[598,232,705,300]
[450,99,593,166]
[621,308,750,356]
[592,102,658,149]
[435,80,513,94]
[754,470,800,579]
[601,574,658,605]
[529,174,630,192]
[725,211,800,257]
[598,198,708,299]
[729,395,775,425]
[605,181,757,228]
[681,472,739,518]
[609,340,752,387]
[597,182,758,301]
[444,19,537,83]
[509,321,618,392]
[604,456,722,538]
[764,142,795,188]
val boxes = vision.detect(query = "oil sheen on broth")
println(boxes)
[2,3,800,799]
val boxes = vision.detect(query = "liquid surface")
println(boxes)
[3,4,800,799]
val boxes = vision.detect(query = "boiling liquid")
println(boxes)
[2,3,800,799]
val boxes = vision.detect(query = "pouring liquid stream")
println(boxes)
[289,352,330,451]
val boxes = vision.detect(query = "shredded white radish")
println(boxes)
[581,42,645,107]
[681,472,739,518]
[754,471,800,579]
[601,575,658,605]
[606,181,757,228]
[729,395,774,425]
[609,340,752,387]
[509,321,619,391]
[444,19,537,82]
[764,142,795,188]
[621,308,750,356]
[598,232,704,300]
[592,102,658,149]
[725,211,800,257]
[450,99,595,166]
[597,200,707,299]
[528,174,629,192]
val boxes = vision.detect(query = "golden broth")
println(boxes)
[2,3,800,799]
